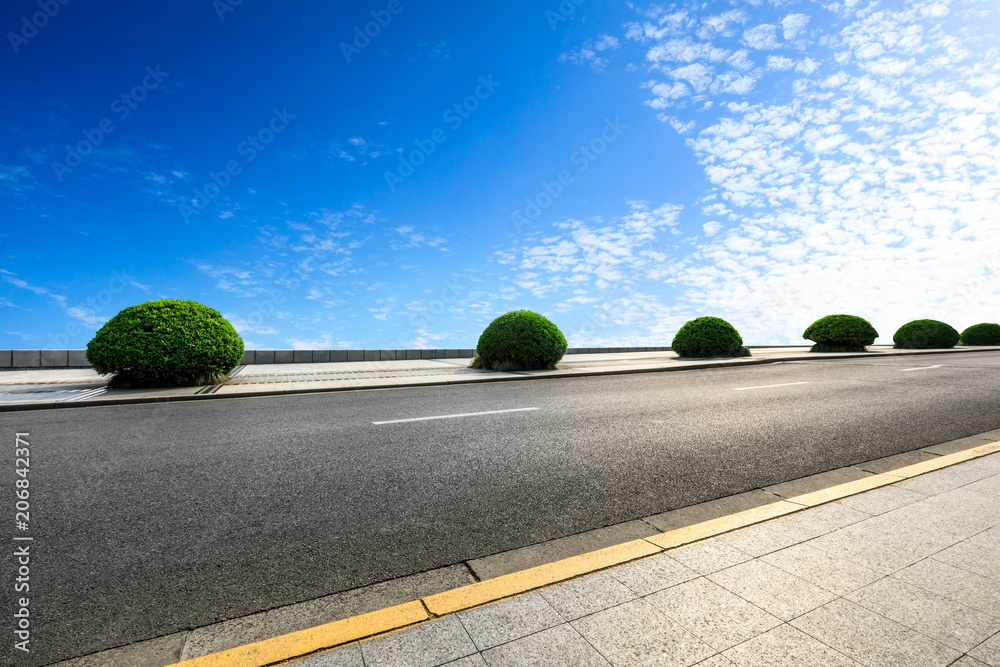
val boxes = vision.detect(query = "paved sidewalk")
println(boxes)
[285,451,1000,667]
[3,346,999,411]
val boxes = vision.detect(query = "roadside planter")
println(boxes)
[959,323,1000,346]
[671,316,750,358]
[86,299,244,388]
[893,319,960,349]
[470,310,567,371]
[802,314,878,352]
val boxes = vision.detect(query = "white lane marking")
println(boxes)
[900,365,944,372]
[734,382,810,391]
[373,407,539,425]
[62,387,108,402]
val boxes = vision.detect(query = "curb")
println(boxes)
[160,438,1000,667]
[3,347,999,413]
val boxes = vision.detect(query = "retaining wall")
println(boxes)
[0,346,817,369]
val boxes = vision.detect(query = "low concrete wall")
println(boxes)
[0,346,817,369]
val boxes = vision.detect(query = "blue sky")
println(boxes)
[2,0,999,349]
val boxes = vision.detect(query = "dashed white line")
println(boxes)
[373,407,539,425]
[900,365,944,372]
[734,382,810,391]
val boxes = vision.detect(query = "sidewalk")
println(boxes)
[263,443,1000,667]
[3,346,999,411]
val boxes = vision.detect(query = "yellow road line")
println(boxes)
[646,500,804,549]
[424,539,661,616]
[167,601,427,667]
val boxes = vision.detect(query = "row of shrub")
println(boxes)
[85,299,1000,386]
[468,312,1000,370]
[803,315,1000,352]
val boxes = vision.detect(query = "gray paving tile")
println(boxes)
[968,526,1000,551]
[442,655,489,667]
[764,467,873,499]
[646,577,781,651]
[668,539,753,575]
[846,576,998,652]
[761,542,882,596]
[644,490,784,532]
[918,486,1000,537]
[970,631,1000,665]
[949,656,991,667]
[572,597,714,666]
[692,656,739,667]
[481,624,611,667]
[892,558,1000,615]
[807,514,939,574]
[538,572,637,621]
[722,623,861,667]
[932,541,1000,580]
[290,644,363,666]
[766,503,870,541]
[609,554,699,596]
[718,519,800,557]
[467,520,660,580]
[895,460,997,495]
[790,598,960,667]
[457,592,563,650]
[360,616,477,667]
[715,503,867,561]
[708,560,836,621]
[881,496,992,543]
[829,485,928,516]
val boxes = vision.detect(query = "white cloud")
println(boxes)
[561,34,621,72]
[767,55,796,70]
[703,221,724,236]
[781,13,810,40]
[744,24,782,50]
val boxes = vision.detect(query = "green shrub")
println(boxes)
[671,316,750,358]
[470,310,567,371]
[892,319,960,349]
[803,314,879,352]
[86,299,244,388]
[959,323,1000,346]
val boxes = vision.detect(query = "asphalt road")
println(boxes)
[4,351,1000,665]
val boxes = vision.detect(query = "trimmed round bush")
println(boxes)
[892,319,960,349]
[470,310,567,372]
[959,323,1000,346]
[87,299,244,388]
[803,314,879,352]
[671,316,750,358]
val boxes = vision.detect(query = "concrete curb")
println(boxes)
[155,437,1000,667]
[2,347,998,413]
